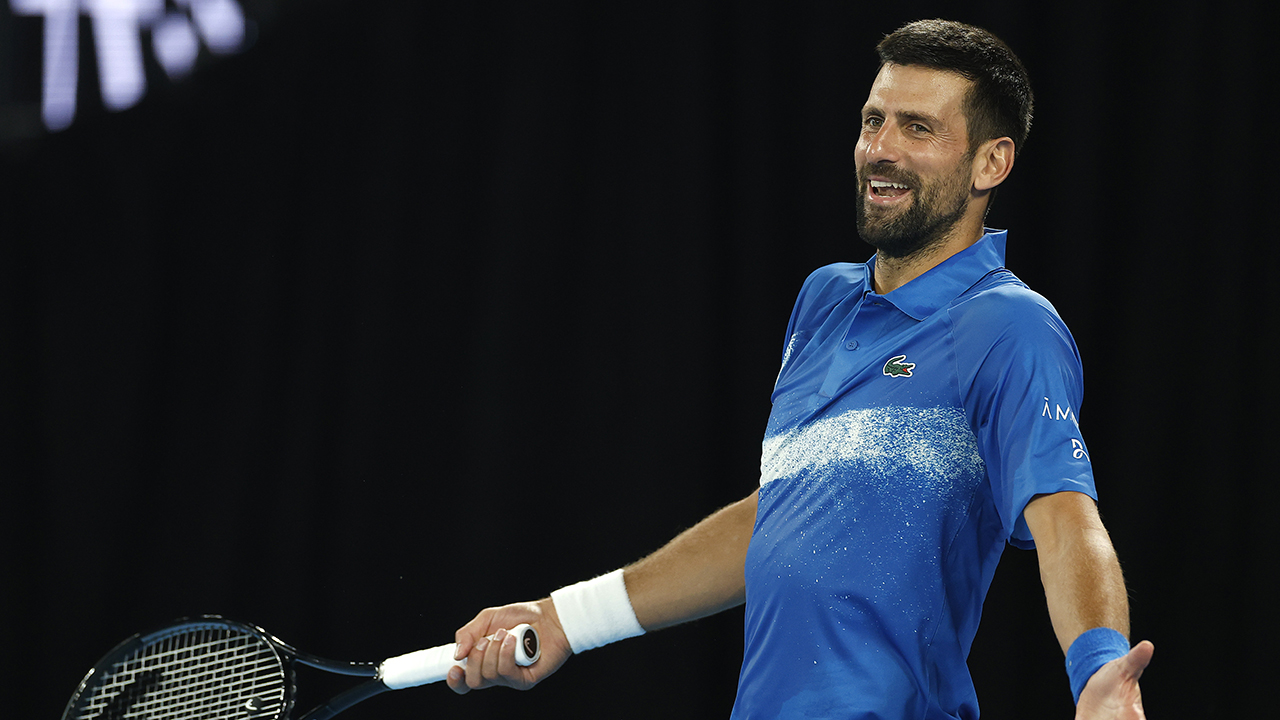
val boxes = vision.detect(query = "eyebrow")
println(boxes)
[861,105,945,128]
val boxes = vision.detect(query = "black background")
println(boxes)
[2,1,1274,717]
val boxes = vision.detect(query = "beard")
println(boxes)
[855,161,972,259]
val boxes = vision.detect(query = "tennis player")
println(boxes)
[447,19,1152,719]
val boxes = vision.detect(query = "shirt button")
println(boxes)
[845,340,859,350]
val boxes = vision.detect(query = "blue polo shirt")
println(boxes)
[731,230,1096,719]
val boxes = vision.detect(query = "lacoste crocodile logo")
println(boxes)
[883,355,916,378]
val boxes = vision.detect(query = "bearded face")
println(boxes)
[853,64,989,261]
[854,153,974,259]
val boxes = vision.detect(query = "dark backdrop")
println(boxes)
[2,1,1274,717]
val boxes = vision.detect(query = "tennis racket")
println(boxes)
[61,615,541,720]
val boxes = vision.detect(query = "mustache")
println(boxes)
[858,164,921,189]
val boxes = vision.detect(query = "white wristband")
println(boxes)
[550,569,645,654]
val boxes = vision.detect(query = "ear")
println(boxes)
[971,137,1015,192]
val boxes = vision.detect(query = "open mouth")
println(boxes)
[869,179,912,199]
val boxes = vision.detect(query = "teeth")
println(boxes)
[869,180,909,189]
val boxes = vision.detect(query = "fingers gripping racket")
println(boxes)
[61,616,540,720]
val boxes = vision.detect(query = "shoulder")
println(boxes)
[789,262,868,317]
[799,262,868,297]
[950,270,1087,424]
[947,269,1085,379]
[951,269,1070,336]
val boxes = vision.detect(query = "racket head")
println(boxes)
[61,616,294,720]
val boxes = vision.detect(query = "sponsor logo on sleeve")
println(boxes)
[1041,397,1077,423]
[1042,397,1089,461]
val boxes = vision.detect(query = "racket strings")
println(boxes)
[69,625,288,720]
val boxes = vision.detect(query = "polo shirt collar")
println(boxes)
[865,229,1008,321]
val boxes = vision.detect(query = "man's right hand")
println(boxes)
[446,597,573,693]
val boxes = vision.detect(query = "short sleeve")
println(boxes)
[952,284,1097,549]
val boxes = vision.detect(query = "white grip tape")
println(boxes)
[378,624,540,689]
[549,569,645,654]
[380,644,457,689]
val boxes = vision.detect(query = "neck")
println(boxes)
[871,212,988,294]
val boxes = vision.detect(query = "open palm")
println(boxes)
[1076,641,1154,720]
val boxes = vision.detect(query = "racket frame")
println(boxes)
[60,615,382,720]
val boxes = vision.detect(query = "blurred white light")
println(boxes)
[85,0,164,110]
[186,0,245,53]
[12,0,81,130]
[152,12,200,79]
[9,0,248,131]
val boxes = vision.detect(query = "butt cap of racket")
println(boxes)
[511,623,541,666]
[379,624,540,689]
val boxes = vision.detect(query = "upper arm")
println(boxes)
[952,286,1096,547]
[1024,491,1105,552]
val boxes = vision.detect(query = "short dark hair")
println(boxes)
[876,19,1033,157]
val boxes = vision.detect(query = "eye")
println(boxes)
[862,116,883,131]
[907,122,930,134]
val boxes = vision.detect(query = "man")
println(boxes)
[444,19,1153,719]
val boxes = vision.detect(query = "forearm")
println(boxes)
[1027,492,1130,654]
[449,491,758,692]
[1040,527,1129,652]
[623,490,757,631]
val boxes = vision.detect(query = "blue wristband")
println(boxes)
[1065,627,1130,704]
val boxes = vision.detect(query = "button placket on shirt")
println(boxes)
[818,294,894,397]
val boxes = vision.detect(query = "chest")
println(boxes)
[769,295,961,437]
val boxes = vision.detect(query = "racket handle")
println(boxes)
[378,624,540,689]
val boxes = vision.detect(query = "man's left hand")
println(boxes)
[1076,640,1154,719]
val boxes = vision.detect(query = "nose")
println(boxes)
[859,124,901,165]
